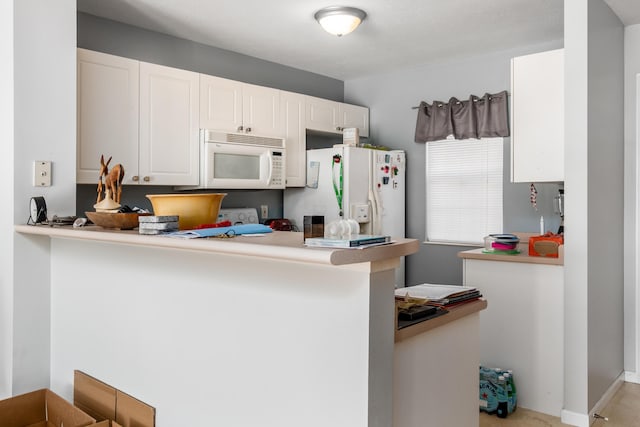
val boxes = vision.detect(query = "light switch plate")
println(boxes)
[34,161,51,187]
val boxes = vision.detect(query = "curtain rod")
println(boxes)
[411,91,510,109]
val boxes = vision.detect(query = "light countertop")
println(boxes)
[394,298,487,342]
[458,232,563,266]
[15,224,419,267]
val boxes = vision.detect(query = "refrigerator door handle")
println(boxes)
[369,187,382,235]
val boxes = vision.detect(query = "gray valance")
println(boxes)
[414,90,510,142]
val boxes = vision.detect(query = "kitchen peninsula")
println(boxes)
[17,225,416,426]
[16,225,485,426]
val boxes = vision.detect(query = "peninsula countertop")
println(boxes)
[15,224,419,267]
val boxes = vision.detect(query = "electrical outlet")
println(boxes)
[33,161,51,187]
[260,205,268,218]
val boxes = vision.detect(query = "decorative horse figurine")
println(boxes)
[97,155,112,204]
[105,162,125,204]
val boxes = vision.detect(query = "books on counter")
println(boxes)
[304,234,392,248]
[395,283,482,307]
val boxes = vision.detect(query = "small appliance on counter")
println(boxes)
[218,208,259,225]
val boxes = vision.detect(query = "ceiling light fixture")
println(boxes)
[314,6,367,37]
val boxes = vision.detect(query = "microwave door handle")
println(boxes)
[266,154,273,186]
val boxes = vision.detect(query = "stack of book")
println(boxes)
[304,234,392,248]
[394,283,482,308]
[138,215,179,235]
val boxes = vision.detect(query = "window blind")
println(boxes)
[426,137,503,245]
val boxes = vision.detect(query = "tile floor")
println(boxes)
[479,382,640,427]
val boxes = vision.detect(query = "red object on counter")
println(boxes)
[194,220,232,229]
[529,232,564,257]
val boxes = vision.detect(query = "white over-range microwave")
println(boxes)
[197,129,286,189]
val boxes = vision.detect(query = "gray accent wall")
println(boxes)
[78,13,343,101]
[564,0,624,417]
[584,0,625,411]
[624,23,640,378]
[344,42,563,286]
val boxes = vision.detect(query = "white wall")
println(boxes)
[0,0,15,399]
[11,0,77,394]
[624,23,640,380]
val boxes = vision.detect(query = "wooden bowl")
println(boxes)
[146,193,226,230]
[85,211,151,230]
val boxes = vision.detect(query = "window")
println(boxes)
[426,137,503,245]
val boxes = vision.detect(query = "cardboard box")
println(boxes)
[73,371,154,427]
[529,233,564,257]
[0,388,96,427]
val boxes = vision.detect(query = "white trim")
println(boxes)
[636,73,640,385]
[625,370,640,384]
[561,409,589,427]
[587,372,625,425]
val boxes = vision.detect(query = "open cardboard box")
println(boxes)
[0,388,95,427]
[0,372,154,427]
[73,371,154,427]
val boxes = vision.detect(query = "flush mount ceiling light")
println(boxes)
[314,6,367,37]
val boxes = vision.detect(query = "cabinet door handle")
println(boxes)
[237,125,243,131]
[132,175,139,182]
[245,127,252,133]
[143,176,150,182]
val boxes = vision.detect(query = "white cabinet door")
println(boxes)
[511,49,564,183]
[463,258,564,416]
[305,96,340,133]
[139,62,200,186]
[339,103,369,137]
[199,74,243,133]
[242,83,282,137]
[281,91,306,187]
[77,49,139,184]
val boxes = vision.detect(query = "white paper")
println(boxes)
[394,283,477,300]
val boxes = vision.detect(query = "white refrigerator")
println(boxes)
[284,145,406,286]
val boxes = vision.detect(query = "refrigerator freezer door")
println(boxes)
[283,146,373,233]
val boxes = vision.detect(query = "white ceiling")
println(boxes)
[77,0,640,81]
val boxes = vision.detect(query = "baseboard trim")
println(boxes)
[561,409,589,427]
[624,370,640,384]
[560,372,625,427]
[587,372,625,425]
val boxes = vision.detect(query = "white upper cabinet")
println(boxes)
[139,62,200,186]
[339,103,369,138]
[77,49,199,186]
[281,91,306,187]
[305,96,340,134]
[510,48,564,183]
[77,48,139,184]
[200,75,282,137]
[199,74,243,132]
[305,95,369,137]
[242,83,283,136]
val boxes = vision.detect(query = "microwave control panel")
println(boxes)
[270,151,285,188]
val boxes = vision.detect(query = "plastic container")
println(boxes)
[483,234,520,254]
